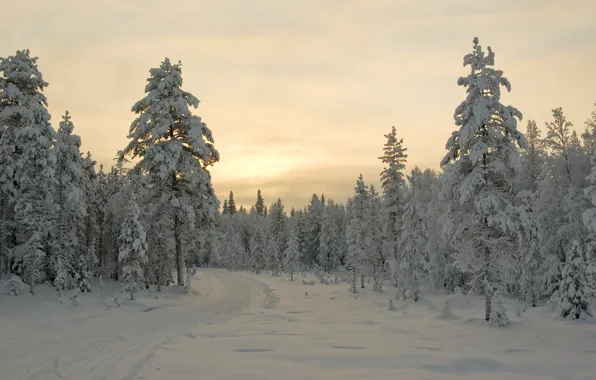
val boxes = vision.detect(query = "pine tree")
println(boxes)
[250,223,266,274]
[119,58,219,286]
[268,198,287,259]
[255,189,265,216]
[544,108,574,186]
[118,195,148,300]
[352,176,369,288]
[582,102,596,156]
[222,199,229,215]
[266,237,281,276]
[367,185,385,292]
[378,127,408,286]
[53,111,88,291]
[306,194,324,266]
[228,191,237,215]
[398,167,428,299]
[516,190,542,306]
[318,210,334,273]
[21,232,45,295]
[284,224,301,281]
[82,152,99,277]
[557,240,592,319]
[0,50,57,292]
[440,38,526,322]
[517,120,545,193]
[582,152,596,294]
[345,216,363,293]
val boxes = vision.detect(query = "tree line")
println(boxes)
[1,38,594,321]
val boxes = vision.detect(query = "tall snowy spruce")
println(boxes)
[118,194,148,300]
[440,38,527,323]
[52,111,88,292]
[582,152,596,294]
[378,127,408,286]
[119,58,219,286]
[0,50,57,293]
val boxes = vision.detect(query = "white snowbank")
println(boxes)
[2,270,595,380]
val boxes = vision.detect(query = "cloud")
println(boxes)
[1,0,595,209]
[212,162,383,210]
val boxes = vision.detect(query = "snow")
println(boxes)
[2,269,595,380]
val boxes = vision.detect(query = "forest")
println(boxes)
[1,37,595,325]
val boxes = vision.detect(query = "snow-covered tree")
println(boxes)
[255,189,265,216]
[318,210,334,273]
[118,58,219,286]
[378,127,408,284]
[582,152,596,294]
[228,191,237,215]
[517,120,545,193]
[52,111,88,291]
[118,195,148,300]
[305,194,324,266]
[250,223,267,274]
[266,237,281,276]
[0,50,57,290]
[345,216,363,293]
[544,108,575,186]
[268,198,287,260]
[557,240,592,319]
[440,37,526,322]
[284,223,301,281]
[398,167,429,299]
[516,190,542,306]
[366,185,385,292]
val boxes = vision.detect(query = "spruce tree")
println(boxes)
[345,216,363,294]
[367,185,384,292]
[118,195,148,300]
[53,111,88,291]
[250,223,266,274]
[306,194,323,266]
[378,127,408,285]
[0,50,57,292]
[119,58,219,286]
[398,167,428,299]
[228,191,237,215]
[255,189,265,216]
[440,38,526,322]
[557,240,592,319]
[284,223,301,281]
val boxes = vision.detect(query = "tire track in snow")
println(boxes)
[4,269,277,380]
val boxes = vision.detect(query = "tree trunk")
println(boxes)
[484,245,491,321]
[0,196,5,276]
[174,215,184,286]
[30,271,35,295]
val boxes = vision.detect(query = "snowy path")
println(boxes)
[139,272,596,380]
[0,269,278,380]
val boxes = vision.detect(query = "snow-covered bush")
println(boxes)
[557,240,592,320]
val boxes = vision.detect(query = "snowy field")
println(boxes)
[2,270,596,380]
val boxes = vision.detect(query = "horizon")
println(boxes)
[1,0,594,210]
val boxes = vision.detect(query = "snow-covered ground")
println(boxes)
[2,270,596,380]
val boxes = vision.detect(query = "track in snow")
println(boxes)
[0,269,277,380]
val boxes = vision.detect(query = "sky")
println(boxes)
[1,0,595,210]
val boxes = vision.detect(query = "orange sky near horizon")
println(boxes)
[1,0,595,210]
